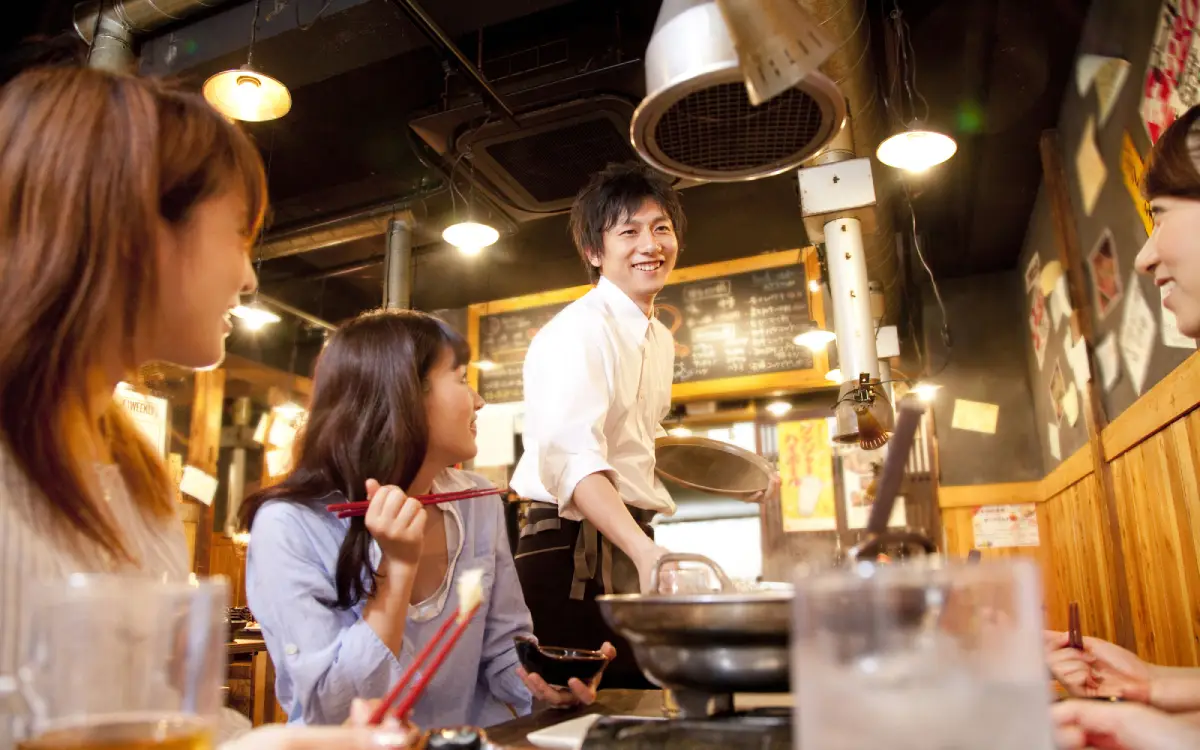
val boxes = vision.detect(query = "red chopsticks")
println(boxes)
[327,486,498,519]
[367,604,481,725]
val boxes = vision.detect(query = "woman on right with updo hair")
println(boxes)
[1047,105,1200,749]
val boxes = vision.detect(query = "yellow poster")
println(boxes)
[1121,132,1154,238]
[777,419,836,532]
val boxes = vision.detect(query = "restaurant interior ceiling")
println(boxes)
[8,0,1090,326]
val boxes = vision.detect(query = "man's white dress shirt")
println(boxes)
[511,277,676,520]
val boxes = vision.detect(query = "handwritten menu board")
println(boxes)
[476,264,812,403]
[655,265,811,382]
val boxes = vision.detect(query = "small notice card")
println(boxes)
[973,504,1040,548]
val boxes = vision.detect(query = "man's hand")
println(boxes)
[517,642,618,708]
[745,471,781,505]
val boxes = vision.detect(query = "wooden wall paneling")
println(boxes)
[187,369,226,576]
[210,535,248,608]
[1041,129,1134,650]
[1111,429,1200,667]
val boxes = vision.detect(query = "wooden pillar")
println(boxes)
[187,369,226,576]
[1039,129,1135,649]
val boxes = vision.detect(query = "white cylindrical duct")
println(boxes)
[826,217,879,382]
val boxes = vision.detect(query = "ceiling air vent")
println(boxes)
[632,0,846,182]
[451,96,651,214]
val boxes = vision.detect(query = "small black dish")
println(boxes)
[513,635,609,689]
[423,726,486,750]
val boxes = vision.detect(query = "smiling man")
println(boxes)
[510,162,684,689]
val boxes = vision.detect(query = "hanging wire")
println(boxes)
[85,0,109,67]
[246,0,262,69]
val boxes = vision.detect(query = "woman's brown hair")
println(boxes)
[240,309,470,609]
[0,66,267,561]
[1143,105,1200,201]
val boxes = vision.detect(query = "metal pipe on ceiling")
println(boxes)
[75,0,243,71]
[802,0,901,324]
[258,293,338,331]
[383,0,519,126]
[74,0,241,43]
[257,210,412,262]
[383,217,412,309]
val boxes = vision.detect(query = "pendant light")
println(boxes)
[203,0,291,122]
[443,151,499,256]
[876,124,957,172]
[231,302,281,331]
[877,2,955,173]
[793,322,837,351]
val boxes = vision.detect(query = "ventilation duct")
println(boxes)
[632,0,846,182]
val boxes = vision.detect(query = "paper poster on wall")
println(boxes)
[1030,291,1050,370]
[1121,274,1157,394]
[114,384,169,457]
[951,399,1000,434]
[1076,55,1131,126]
[1047,423,1062,460]
[842,445,906,530]
[1141,0,1200,144]
[180,465,218,506]
[972,504,1040,549]
[1087,229,1124,319]
[1049,276,1072,329]
[1075,116,1107,216]
[777,419,837,532]
[1063,383,1080,426]
[1049,361,1066,423]
[1161,285,1198,349]
[1096,334,1121,391]
[1065,329,1092,394]
[1121,133,1155,238]
[1040,260,1065,298]
[1025,253,1042,293]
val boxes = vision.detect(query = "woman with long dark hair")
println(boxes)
[241,309,604,729]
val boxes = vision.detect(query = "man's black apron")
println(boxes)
[514,501,656,690]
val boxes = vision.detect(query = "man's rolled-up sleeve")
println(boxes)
[522,321,618,520]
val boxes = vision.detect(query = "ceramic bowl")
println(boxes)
[513,635,609,688]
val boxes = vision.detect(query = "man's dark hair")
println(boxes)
[569,162,686,283]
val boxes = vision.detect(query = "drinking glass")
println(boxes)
[13,574,228,750]
[792,558,1054,750]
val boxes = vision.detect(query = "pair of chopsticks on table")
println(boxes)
[367,570,486,725]
[327,486,499,519]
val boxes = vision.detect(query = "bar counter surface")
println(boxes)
[486,690,664,749]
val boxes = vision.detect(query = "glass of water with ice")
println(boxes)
[791,557,1054,750]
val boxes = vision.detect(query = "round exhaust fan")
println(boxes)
[632,0,847,182]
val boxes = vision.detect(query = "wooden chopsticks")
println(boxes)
[366,603,482,724]
[1068,601,1084,650]
[327,486,498,519]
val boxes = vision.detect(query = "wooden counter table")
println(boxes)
[485,690,664,749]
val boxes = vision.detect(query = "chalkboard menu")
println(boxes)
[477,302,572,404]
[477,264,812,403]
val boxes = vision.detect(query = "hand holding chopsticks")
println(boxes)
[328,482,499,519]
[367,569,487,725]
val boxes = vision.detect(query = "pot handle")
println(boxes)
[650,553,735,593]
[846,528,937,563]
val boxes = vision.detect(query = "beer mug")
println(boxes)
[12,574,228,750]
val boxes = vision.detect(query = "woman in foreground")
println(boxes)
[1048,103,1200,749]
[242,309,609,730]
[0,62,421,750]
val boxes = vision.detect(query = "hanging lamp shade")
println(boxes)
[443,221,499,255]
[203,68,291,122]
[876,126,957,172]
